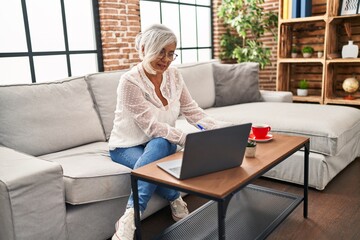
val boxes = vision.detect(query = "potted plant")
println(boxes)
[245,140,257,158]
[297,79,309,96]
[218,0,278,69]
[302,46,314,58]
[291,46,298,58]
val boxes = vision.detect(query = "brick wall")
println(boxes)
[98,0,141,71]
[98,0,279,90]
[258,0,279,90]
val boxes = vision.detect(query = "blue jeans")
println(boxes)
[109,137,179,212]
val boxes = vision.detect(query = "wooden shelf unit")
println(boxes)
[276,0,360,106]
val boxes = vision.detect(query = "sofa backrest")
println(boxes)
[0,77,106,156]
[85,70,128,140]
[176,59,219,109]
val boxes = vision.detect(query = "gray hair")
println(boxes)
[135,24,177,74]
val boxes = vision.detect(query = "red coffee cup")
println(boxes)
[252,124,271,139]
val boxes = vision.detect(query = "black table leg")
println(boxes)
[303,141,309,218]
[217,195,232,239]
[131,175,142,240]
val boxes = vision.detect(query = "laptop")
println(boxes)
[157,123,251,179]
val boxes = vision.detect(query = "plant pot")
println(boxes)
[245,146,256,158]
[297,89,308,96]
[291,53,297,58]
[302,53,312,58]
[317,51,323,58]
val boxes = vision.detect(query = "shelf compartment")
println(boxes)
[277,62,324,104]
[279,20,326,59]
[327,15,360,59]
[280,0,327,21]
[325,62,360,105]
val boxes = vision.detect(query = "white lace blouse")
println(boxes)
[108,63,228,149]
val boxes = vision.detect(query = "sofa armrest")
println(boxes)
[260,90,293,103]
[0,147,67,240]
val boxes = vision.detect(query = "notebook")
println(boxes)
[157,123,251,179]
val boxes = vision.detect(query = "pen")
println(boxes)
[197,124,205,131]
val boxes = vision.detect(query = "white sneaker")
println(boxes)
[112,208,136,240]
[170,196,189,222]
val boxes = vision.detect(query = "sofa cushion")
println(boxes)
[86,70,128,140]
[213,62,263,107]
[176,60,219,109]
[203,102,360,156]
[0,77,105,156]
[40,142,131,205]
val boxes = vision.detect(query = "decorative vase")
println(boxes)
[317,51,323,58]
[342,41,359,58]
[245,146,256,158]
[297,89,308,96]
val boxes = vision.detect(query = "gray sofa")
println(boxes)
[1,60,360,240]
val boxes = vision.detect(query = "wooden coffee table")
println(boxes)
[131,134,310,240]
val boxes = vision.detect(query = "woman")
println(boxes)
[109,24,229,240]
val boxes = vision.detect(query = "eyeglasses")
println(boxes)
[157,49,178,61]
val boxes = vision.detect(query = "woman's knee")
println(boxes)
[109,146,144,169]
[148,138,176,155]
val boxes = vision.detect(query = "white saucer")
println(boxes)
[248,133,273,142]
